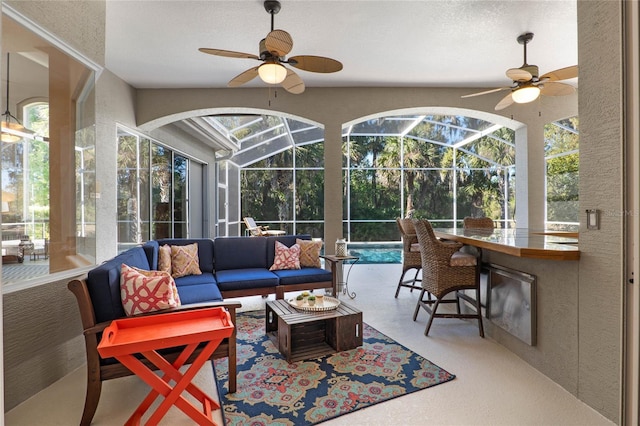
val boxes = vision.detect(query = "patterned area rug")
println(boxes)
[213,310,455,425]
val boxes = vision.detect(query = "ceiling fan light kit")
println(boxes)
[258,62,287,84]
[512,85,540,104]
[461,32,578,110]
[199,0,342,94]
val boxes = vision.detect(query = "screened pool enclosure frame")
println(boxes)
[209,111,538,242]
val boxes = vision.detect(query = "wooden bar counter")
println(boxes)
[433,228,579,261]
[430,227,581,396]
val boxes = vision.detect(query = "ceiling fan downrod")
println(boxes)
[264,0,281,31]
[517,32,534,66]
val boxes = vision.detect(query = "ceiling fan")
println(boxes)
[462,32,578,110]
[198,0,343,94]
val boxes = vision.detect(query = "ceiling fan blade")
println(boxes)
[539,65,579,81]
[461,87,510,98]
[495,93,515,111]
[228,66,260,87]
[288,55,343,73]
[281,67,305,94]
[265,29,293,56]
[506,67,532,82]
[540,81,576,96]
[199,47,259,60]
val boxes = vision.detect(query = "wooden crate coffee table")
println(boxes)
[265,299,363,363]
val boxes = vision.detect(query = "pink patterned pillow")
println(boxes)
[132,265,181,306]
[269,241,301,271]
[120,264,180,316]
[171,243,202,278]
[158,244,172,274]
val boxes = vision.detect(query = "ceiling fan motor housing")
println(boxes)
[521,64,539,79]
[258,39,282,61]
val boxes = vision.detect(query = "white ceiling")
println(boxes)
[105,0,578,91]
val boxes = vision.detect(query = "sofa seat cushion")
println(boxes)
[176,282,223,305]
[271,268,332,285]
[173,271,217,287]
[215,268,279,291]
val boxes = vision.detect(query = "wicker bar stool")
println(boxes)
[412,219,484,337]
[462,216,495,230]
[394,218,422,297]
[459,216,495,317]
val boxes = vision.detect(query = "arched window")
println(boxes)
[343,114,515,242]
[210,114,325,237]
[22,100,49,138]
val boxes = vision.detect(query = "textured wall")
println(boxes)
[484,253,580,394]
[2,0,107,413]
[577,1,624,422]
[2,279,85,410]
[6,0,105,66]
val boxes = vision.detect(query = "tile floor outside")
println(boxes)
[5,263,613,425]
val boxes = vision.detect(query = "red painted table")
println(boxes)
[97,307,234,426]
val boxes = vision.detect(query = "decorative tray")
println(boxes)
[287,295,341,312]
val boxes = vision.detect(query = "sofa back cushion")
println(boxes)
[214,236,268,270]
[87,246,150,324]
[266,235,310,267]
[142,240,159,270]
[155,238,214,273]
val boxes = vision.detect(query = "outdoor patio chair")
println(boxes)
[394,218,422,297]
[460,216,494,312]
[67,277,241,426]
[463,216,495,231]
[243,217,286,236]
[412,219,484,337]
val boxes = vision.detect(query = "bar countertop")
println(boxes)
[433,228,580,261]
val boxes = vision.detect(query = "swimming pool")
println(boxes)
[342,243,402,264]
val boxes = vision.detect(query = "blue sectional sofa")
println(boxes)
[67,234,333,426]
[80,233,334,326]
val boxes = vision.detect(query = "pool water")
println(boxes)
[344,244,402,264]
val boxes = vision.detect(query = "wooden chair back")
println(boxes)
[243,217,264,236]
[394,218,423,297]
[463,216,494,230]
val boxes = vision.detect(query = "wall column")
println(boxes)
[323,120,343,254]
[48,50,78,272]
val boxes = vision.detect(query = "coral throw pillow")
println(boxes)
[120,264,180,316]
[171,243,202,278]
[158,244,172,274]
[269,241,301,271]
[296,238,322,268]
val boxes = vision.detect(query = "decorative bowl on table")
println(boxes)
[287,295,341,312]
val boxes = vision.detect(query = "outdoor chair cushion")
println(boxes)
[215,268,279,291]
[271,267,332,285]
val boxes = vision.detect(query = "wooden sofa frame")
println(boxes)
[68,276,241,426]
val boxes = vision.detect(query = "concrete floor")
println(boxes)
[5,263,613,425]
